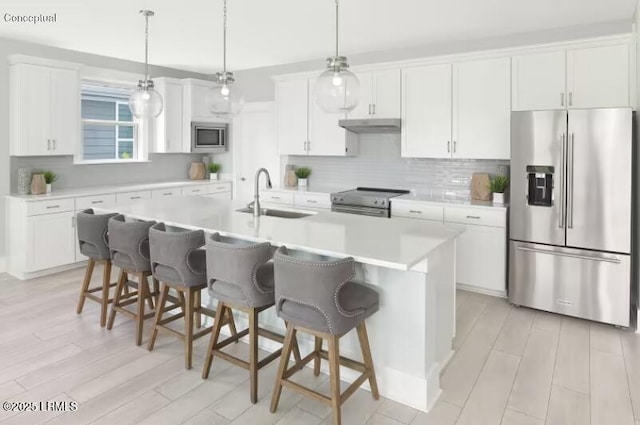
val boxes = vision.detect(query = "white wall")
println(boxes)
[0,37,210,263]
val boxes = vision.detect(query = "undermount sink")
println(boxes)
[236,207,313,219]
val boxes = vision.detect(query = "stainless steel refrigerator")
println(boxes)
[509,108,636,328]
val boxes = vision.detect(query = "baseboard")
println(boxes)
[8,261,85,281]
[0,256,6,274]
[457,283,507,299]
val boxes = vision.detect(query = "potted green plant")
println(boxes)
[295,167,311,188]
[208,163,222,180]
[489,175,509,204]
[43,171,57,194]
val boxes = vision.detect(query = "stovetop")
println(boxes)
[331,187,410,209]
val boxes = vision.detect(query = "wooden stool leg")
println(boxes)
[202,300,226,379]
[77,258,95,314]
[313,336,323,376]
[184,289,195,370]
[135,273,147,346]
[100,261,112,328]
[153,278,160,305]
[107,270,127,330]
[249,307,259,404]
[270,323,296,413]
[148,284,169,352]
[328,335,342,425]
[144,276,154,311]
[195,290,202,329]
[226,308,238,339]
[356,322,379,399]
[178,291,186,314]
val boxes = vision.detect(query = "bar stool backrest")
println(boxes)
[149,222,206,287]
[108,214,156,272]
[206,233,273,308]
[76,209,118,261]
[273,246,359,335]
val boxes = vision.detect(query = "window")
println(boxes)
[81,84,137,161]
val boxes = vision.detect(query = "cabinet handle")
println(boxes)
[306,200,317,204]
[368,104,372,115]
[373,104,376,115]
[271,196,281,200]
[409,210,422,214]
[453,141,457,153]
[307,141,311,151]
[46,205,60,209]
[568,92,573,106]
[466,215,481,219]
[162,192,172,196]
[91,200,104,204]
[192,189,201,193]
[47,139,51,150]
[130,196,141,200]
[447,141,451,153]
[52,139,56,150]
[561,93,565,107]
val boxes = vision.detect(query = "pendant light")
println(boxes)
[206,0,244,116]
[315,0,359,113]
[128,10,163,119]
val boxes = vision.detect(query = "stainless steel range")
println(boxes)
[331,188,410,218]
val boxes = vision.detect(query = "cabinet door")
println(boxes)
[202,191,232,201]
[567,44,630,108]
[373,69,401,118]
[453,58,511,160]
[512,51,566,111]
[18,65,51,156]
[308,79,348,156]
[276,79,308,155]
[401,64,452,158]
[455,224,507,295]
[27,212,75,272]
[346,72,373,119]
[156,80,184,153]
[50,68,79,155]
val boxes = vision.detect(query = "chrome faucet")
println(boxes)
[248,168,272,217]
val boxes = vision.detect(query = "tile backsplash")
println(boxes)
[285,134,509,198]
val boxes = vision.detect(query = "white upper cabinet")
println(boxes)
[402,64,452,159]
[512,50,566,111]
[154,78,185,153]
[567,44,630,109]
[276,79,308,156]
[453,57,511,160]
[348,69,401,119]
[10,59,80,156]
[512,43,631,111]
[276,78,356,157]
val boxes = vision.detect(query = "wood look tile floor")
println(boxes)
[0,268,639,425]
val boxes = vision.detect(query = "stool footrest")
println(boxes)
[281,380,331,405]
[318,350,367,373]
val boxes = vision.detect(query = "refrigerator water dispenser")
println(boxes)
[526,165,554,207]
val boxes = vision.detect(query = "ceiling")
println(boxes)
[0,0,636,74]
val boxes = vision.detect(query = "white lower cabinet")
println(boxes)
[116,191,152,205]
[27,212,76,272]
[201,191,232,200]
[391,200,507,296]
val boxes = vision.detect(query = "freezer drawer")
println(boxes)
[509,241,631,327]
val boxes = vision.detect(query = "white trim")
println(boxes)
[73,159,152,165]
[8,262,84,281]
[0,256,6,274]
[457,283,508,299]
[272,33,634,81]
[8,54,82,70]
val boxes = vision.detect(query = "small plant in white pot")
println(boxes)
[43,171,57,193]
[208,163,221,180]
[489,175,509,204]
[295,167,311,188]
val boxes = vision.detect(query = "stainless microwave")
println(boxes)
[191,122,228,153]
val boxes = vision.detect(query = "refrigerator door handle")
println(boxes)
[567,133,575,229]
[515,246,621,264]
[559,133,566,229]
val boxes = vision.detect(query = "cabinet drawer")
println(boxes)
[75,194,117,211]
[181,185,210,196]
[444,207,505,227]
[209,182,232,193]
[391,201,443,221]
[295,192,331,209]
[27,198,75,216]
[116,191,152,204]
[262,191,294,205]
[152,188,181,199]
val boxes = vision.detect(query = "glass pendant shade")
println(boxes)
[129,83,163,119]
[206,73,245,116]
[316,64,360,113]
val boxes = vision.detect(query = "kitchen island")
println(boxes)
[97,196,463,412]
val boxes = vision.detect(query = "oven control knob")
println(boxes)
[380,200,386,205]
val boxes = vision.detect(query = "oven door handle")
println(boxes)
[331,204,388,217]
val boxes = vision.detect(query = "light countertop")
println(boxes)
[268,184,353,195]
[96,196,464,271]
[395,193,509,210]
[6,180,233,202]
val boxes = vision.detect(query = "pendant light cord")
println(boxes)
[144,12,150,82]
[223,0,227,74]
[334,0,339,58]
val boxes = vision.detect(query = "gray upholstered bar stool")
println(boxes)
[106,215,160,346]
[76,209,119,327]
[147,223,237,369]
[270,246,380,425]
[202,233,301,404]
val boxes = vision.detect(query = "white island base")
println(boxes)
[94,197,461,412]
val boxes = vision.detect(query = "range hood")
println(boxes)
[338,118,401,134]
